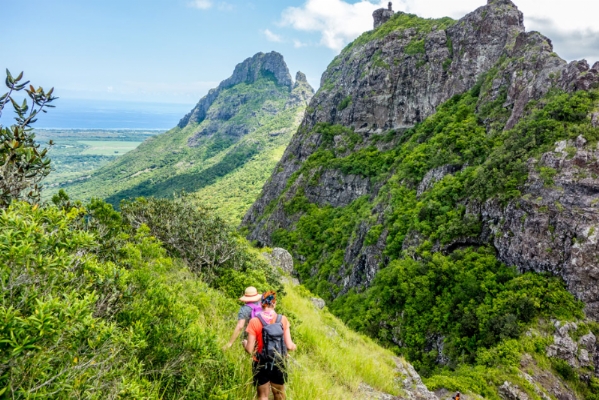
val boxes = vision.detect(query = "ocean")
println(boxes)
[32,98,195,130]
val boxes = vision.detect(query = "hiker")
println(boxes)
[223,286,263,350]
[243,290,297,400]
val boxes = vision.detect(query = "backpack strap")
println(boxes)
[257,314,268,326]
[275,314,283,324]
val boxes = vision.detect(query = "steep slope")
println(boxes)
[242,0,599,396]
[1,200,439,399]
[60,52,313,222]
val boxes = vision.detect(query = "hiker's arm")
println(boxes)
[283,319,297,351]
[244,333,256,354]
[224,319,246,349]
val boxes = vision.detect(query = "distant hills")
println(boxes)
[59,51,313,222]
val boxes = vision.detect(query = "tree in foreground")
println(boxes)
[0,69,57,207]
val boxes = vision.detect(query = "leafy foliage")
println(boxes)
[120,194,281,295]
[0,194,418,398]
[0,70,57,207]
[0,201,244,398]
[331,247,583,376]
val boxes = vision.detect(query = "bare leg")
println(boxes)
[257,382,270,400]
[271,383,286,400]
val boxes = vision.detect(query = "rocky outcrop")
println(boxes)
[499,382,530,400]
[262,247,295,275]
[286,71,315,109]
[183,54,314,147]
[395,358,439,400]
[546,321,597,369]
[373,3,394,29]
[481,137,599,318]
[178,52,294,128]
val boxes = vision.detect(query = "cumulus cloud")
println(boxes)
[189,0,212,10]
[280,0,599,61]
[280,0,388,51]
[263,29,284,43]
[293,39,308,48]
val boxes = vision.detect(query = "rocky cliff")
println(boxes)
[177,51,294,128]
[242,0,599,396]
[243,0,599,309]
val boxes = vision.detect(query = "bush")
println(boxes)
[0,200,258,398]
[120,194,282,293]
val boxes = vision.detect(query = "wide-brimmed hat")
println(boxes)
[239,286,262,302]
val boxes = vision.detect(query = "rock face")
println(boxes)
[178,52,294,129]
[262,247,295,275]
[242,0,599,315]
[481,137,599,318]
[546,321,598,370]
[373,3,394,29]
[286,71,314,109]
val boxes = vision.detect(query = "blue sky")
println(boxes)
[3,0,598,109]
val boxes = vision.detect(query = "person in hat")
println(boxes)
[223,286,263,350]
[244,290,296,400]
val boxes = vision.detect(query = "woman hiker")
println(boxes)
[244,291,297,400]
[223,286,263,350]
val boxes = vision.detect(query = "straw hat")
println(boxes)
[239,286,262,302]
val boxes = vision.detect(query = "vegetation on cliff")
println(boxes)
[265,80,599,395]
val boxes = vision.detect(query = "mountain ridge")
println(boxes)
[59,51,313,222]
[241,0,599,396]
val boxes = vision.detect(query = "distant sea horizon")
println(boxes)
[33,98,195,130]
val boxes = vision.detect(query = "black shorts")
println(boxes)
[252,361,287,386]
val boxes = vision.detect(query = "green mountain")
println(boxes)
[59,52,313,222]
[243,1,599,397]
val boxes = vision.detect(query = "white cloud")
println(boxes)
[293,39,308,48]
[189,0,212,10]
[280,0,388,51]
[280,0,599,62]
[263,29,284,43]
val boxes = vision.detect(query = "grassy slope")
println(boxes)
[56,78,305,223]
[1,201,412,399]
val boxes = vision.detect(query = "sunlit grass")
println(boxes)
[198,277,406,399]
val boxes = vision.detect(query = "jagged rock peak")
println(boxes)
[295,71,308,85]
[178,51,293,128]
[227,51,293,89]
[373,2,394,29]
[287,71,315,109]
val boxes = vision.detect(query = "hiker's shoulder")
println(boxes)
[247,317,262,331]
[237,304,252,319]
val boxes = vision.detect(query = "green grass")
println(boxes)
[78,140,142,155]
[37,130,159,194]
[278,282,404,399]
